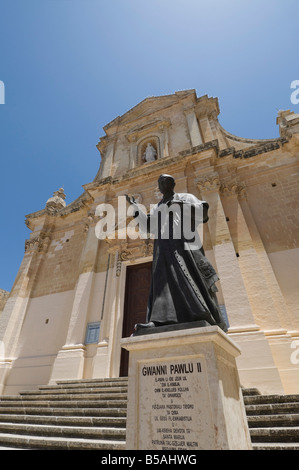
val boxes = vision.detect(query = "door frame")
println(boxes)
[108,255,153,378]
[119,260,152,376]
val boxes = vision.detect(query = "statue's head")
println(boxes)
[158,174,175,194]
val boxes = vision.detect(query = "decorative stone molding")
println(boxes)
[220,183,246,198]
[277,110,299,138]
[126,119,171,143]
[206,110,218,121]
[119,240,153,262]
[194,95,220,117]
[130,193,143,204]
[46,188,66,213]
[104,238,154,278]
[218,147,235,158]
[25,231,51,254]
[125,119,171,170]
[196,176,220,193]
[115,251,122,277]
[105,238,153,277]
[83,210,101,233]
[179,139,219,158]
[25,192,92,230]
[218,138,289,159]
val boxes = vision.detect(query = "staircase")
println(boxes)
[243,387,299,449]
[0,379,298,450]
[0,378,128,450]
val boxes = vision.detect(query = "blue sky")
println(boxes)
[0,0,298,292]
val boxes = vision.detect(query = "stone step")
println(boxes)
[20,386,128,396]
[0,414,127,427]
[0,399,127,409]
[244,394,299,405]
[245,387,299,450]
[0,379,298,450]
[252,442,299,450]
[58,377,128,382]
[1,392,128,401]
[245,402,299,416]
[242,388,261,396]
[0,433,126,450]
[0,422,126,440]
[248,414,299,428]
[0,378,128,450]
[55,377,128,388]
[0,406,127,417]
[250,427,299,443]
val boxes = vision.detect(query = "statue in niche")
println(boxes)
[125,174,228,335]
[143,143,157,162]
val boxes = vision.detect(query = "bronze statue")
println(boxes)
[125,174,227,334]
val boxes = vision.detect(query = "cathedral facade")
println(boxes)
[0,90,299,396]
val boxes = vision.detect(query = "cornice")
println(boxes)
[102,90,197,134]
[218,137,289,159]
[179,140,219,157]
[126,118,171,142]
[25,191,92,226]
[24,231,51,254]
[25,133,290,228]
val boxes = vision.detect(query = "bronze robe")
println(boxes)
[133,192,227,332]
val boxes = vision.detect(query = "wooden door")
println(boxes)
[119,262,152,377]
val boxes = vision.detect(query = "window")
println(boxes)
[85,322,100,345]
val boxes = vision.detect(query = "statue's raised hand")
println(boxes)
[125,194,136,205]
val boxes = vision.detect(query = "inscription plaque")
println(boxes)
[138,356,215,450]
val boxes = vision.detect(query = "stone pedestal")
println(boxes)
[121,325,252,450]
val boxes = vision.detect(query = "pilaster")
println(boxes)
[198,117,214,143]
[196,175,284,394]
[197,176,257,330]
[0,221,52,394]
[185,109,203,147]
[235,191,299,393]
[49,211,100,383]
[220,183,283,332]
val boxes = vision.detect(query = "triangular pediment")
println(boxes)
[103,89,197,134]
